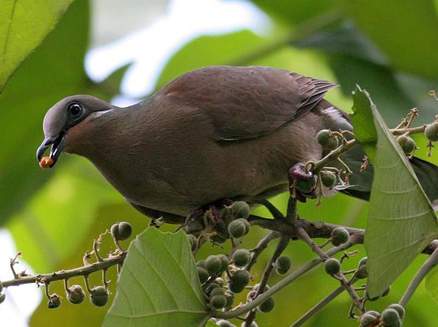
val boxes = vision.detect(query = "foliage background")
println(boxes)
[1,0,438,326]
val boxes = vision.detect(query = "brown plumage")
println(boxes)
[35,66,358,221]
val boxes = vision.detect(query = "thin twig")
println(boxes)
[248,215,437,255]
[335,272,364,315]
[251,199,285,220]
[291,286,345,327]
[400,241,438,307]
[296,227,328,260]
[1,253,126,288]
[245,236,289,325]
[247,231,281,271]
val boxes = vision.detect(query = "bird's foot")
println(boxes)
[183,199,250,245]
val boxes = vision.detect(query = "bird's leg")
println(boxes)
[183,199,233,243]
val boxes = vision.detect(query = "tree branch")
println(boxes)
[1,252,126,288]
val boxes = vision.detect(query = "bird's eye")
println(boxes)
[68,103,83,118]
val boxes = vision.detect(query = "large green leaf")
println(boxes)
[0,0,73,91]
[251,0,336,25]
[104,228,208,327]
[0,0,89,224]
[352,86,438,297]
[343,0,438,79]
[350,87,377,161]
[155,30,264,89]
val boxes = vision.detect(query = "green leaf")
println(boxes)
[350,88,377,161]
[155,30,264,89]
[353,86,438,297]
[0,0,89,224]
[104,228,208,327]
[88,63,132,99]
[251,0,336,25]
[343,0,438,79]
[0,0,74,91]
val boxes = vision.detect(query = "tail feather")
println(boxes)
[411,157,438,209]
[341,146,438,207]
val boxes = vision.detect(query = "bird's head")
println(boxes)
[36,95,113,168]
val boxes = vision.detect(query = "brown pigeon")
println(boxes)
[36,66,438,222]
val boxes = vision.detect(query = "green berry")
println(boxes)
[355,256,368,279]
[90,286,109,307]
[206,255,224,275]
[381,308,401,326]
[232,249,251,268]
[225,292,234,309]
[230,201,250,219]
[210,294,227,309]
[317,129,331,146]
[111,222,132,241]
[324,258,341,275]
[275,256,291,275]
[0,292,5,304]
[425,122,438,142]
[359,312,379,327]
[388,304,405,320]
[295,176,316,194]
[67,284,85,304]
[197,260,207,269]
[210,287,226,297]
[320,171,337,188]
[356,265,368,279]
[218,255,230,271]
[397,135,416,155]
[229,270,250,293]
[204,282,221,295]
[216,320,236,327]
[358,256,368,267]
[117,222,132,240]
[228,219,250,239]
[331,227,350,246]
[316,129,339,149]
[48,293,61,309]
[197,266,209,284]
[258,297,275,313]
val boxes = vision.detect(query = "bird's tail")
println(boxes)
[340,144,438,206]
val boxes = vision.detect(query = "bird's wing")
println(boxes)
[159,66,336,141]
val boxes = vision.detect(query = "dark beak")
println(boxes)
[36,134,65,167]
